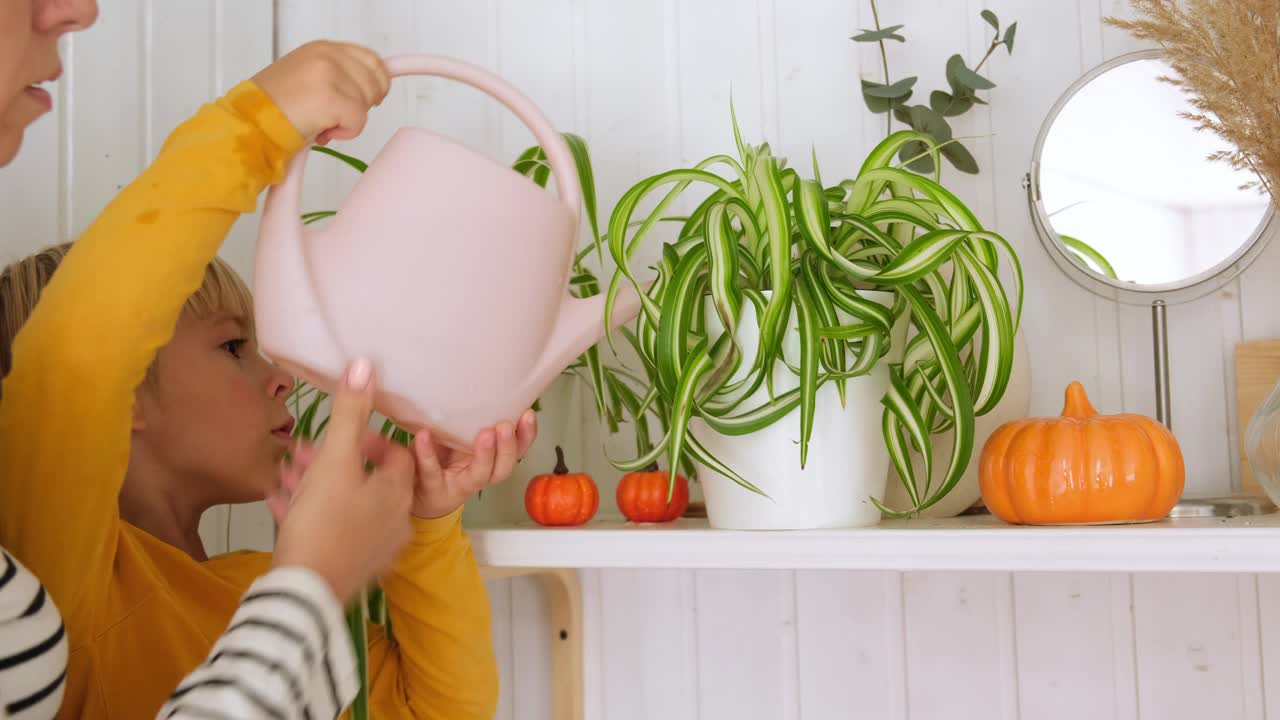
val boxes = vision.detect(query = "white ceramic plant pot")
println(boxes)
[881,328,1032,517]
[690,291,905,530]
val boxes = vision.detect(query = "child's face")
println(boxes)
[0,0,98,166]
[133,309,295,506]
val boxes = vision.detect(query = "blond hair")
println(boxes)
[0,242,256,377]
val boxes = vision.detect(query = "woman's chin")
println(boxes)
[0,130,22,168]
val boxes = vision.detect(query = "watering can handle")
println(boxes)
[270,54,583,226]
[381,54,582,220]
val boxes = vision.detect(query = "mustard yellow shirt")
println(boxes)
[0,81,498,719]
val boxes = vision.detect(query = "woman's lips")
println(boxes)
[23,85,52,112]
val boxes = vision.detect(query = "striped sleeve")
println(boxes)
[156,567,357,720]
[0,548,68,720]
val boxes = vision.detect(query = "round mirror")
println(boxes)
[1030,49,1274,303]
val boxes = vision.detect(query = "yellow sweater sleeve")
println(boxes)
[0,81,303,639]
[367,510,499,719]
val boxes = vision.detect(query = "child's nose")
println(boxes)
[266,364,294,400]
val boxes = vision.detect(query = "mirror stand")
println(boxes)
[1152,300,1171,428]
[1151,300,1277,517]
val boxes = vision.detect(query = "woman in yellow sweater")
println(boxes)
[0,37,535,719]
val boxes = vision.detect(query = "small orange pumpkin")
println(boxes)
[525,446,599,527]
[616,463,690,523]
[979,381,1185,525]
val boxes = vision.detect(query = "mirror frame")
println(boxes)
[1028,48,1277,306]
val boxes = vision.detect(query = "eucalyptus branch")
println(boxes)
[869,0,892,136]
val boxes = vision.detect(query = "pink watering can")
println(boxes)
[253,54,642,448]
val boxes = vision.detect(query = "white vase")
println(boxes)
[690,291,905,530]
[881,329,1032,518]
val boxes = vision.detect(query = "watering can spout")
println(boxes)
[527,285,645,395]
[253,150,347,391]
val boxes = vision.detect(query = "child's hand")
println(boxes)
[251,40,390,145]
[408,412,538,519]
[269,359,415,604]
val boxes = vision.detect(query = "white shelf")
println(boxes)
[469,513,1280,573]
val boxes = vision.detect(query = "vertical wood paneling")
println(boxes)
[794,571,904,720]
[579,569,606,720]
[902,572,1015,720]
[694,570,797,720]
[772,0,862,205]
[1132,574,1258,719]
[484,578,517,720]
[509,575,553,718]
[1257,575,1280,716]
[1238,574,1267,720]
[675,0,767,176]
[68,0,143,235]
[1012,574,1123,720]
[597,570,699,720]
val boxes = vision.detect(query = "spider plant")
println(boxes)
[603,111,1024,517]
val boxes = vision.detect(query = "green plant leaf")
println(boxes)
[909,105,952,142]
[311,145,368,172]
[981,9,999,31]
[954,248,1014,415]
[794,271,821,467]
[817,273,895,332]
[696,383,810,436]
[605,165,738,350]
[861,80,911,114]
[685,432,769,497]
[939,92,975,117]
[346,599,370,720]
[898,141,935,174]
[1060,234,1117,278]
[851,24,906,42]
[755,155,794,373]
[947,53,996,91]
[563,133,604,263]
[796,178,869,279]
[888,285,975,514]
[884,364,932,504]
[941,140,979,174]
[849,130,940,210]
[666,339,713,495]
[301,210,336,225]
[1004,22,1017,52]
[863,76,918,99]
[872,229,970,285]
[852,167,983,231]
[928,91,951,115]
[656,245,709,395]
[705,203,743,338]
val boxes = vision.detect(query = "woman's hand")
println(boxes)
[268,359,415,604]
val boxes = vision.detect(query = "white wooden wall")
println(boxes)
[4,1,1280,718]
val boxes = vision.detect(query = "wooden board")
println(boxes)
[1234,340,1280,496]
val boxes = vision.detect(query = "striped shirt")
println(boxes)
[0,549,67,719]
[157,566,358,719]
[0,553,356,720]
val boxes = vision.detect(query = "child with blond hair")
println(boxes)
[0,39,535,719]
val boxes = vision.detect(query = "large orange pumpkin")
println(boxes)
[979,381,1185,525]
[525,446,599,527]
[616,463,689,523]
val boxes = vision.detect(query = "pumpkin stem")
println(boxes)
[645,461,659,472]
[553,445,569,475]
[1062,381,1099,419]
